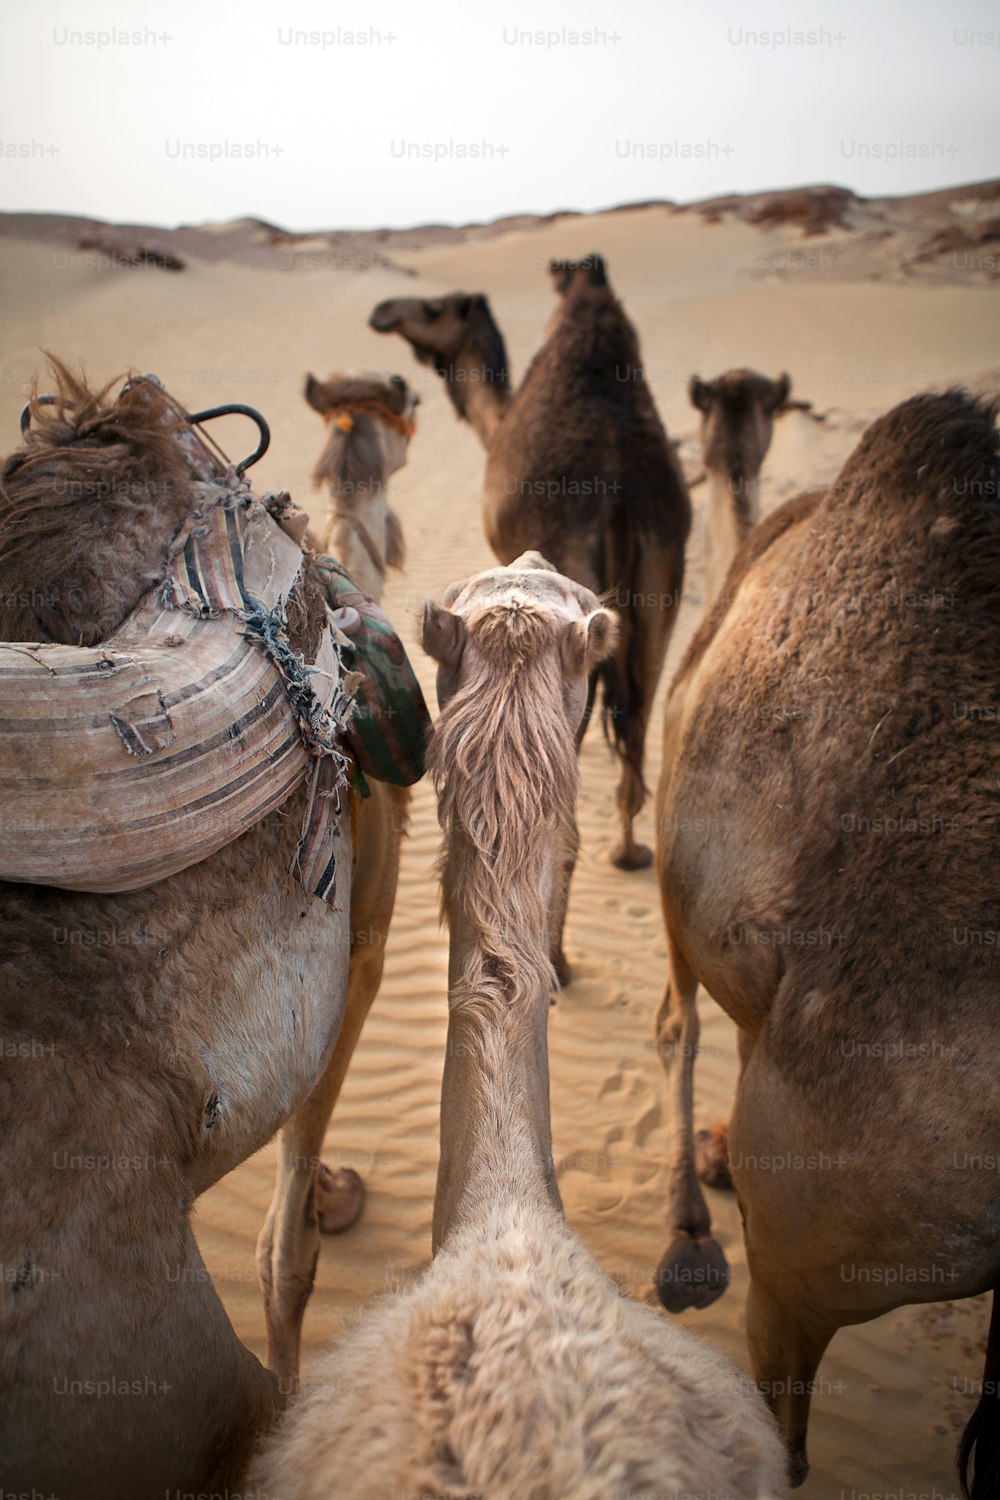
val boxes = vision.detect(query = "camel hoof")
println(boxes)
[655,1233,730,1312]
[610,840,653,871]
[696,1124,734,1190]
[315,1164,365,1235]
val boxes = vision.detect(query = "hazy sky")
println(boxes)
[3,0,997,230]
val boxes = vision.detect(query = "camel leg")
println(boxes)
[610,593,680,872]
[612,756,652,870]
[695,1024,756,1190]
[548,814,579,988]
[257,784,405,1388]
[547,678,599,987]
[745,1272,837,1488]
[653,939,729,1311]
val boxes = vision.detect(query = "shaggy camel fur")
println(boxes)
[689,367,790,602]
[652,390,1000,1494]
[0,363,356,1498]
[250,554,786,1500]
[255,369,416,1379]
[371,256,691,943]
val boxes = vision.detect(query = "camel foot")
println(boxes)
[315,1164,365,1235]
[696,1124,734,1190]
[610,839,653,871]
[655,1233,730,1312]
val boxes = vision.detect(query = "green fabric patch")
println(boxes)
[311,554,431,788]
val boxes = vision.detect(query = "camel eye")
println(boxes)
[421,302,441,321]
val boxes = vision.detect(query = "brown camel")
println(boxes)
[688,367,790,602]
[257,366,419,1374]
[255,368,417,1374]
[0,363,409,1497]
[303,367,418,578]
[652,388,1000,1494]
[249,554,787,1500]
[370,256,691,958]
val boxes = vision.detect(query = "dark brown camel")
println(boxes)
[371,256,691,975]
[652,388,1000,1496]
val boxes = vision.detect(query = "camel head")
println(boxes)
[688,367,791,489]
[369,293,494,369]
[304,368,418,487]
[421,550,616,732]
[548,253,608,296]
[369,294,511,443]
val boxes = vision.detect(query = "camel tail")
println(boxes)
[959,1287,1000,1500]
[596,502,644,790]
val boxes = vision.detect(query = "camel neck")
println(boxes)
[321,489,389,603]
[705,468,759,604]
[446,344,510,450]
[432,840,562,1252]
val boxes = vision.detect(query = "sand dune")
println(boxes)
[1,195,995,1497]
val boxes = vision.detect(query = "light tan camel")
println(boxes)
[255,368,418,1377]
[0,363,358,1498]
[688,368,790,601]
[652,389,1000,1495]
[249,553,787,1500]
[371,256,691,965]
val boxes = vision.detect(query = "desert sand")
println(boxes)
[1,187,998,1497]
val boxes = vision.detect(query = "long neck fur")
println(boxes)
[429,604,577,1249]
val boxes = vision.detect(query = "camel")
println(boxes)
[688,367,790,602]
[0,362,414,1498]
[249,553,787,1500]
[651,389,1000,1495]
[303,367,417,579]
[370,255,691,927]
[255,367,419,1373]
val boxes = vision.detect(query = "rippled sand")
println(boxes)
[2,202,995,1497]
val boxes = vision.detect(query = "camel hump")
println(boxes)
[834,386,998,517]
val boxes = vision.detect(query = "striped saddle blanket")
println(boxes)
[0,377,429,903]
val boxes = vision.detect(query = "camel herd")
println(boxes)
[0,253,997,1500]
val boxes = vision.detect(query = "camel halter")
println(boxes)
[327,399,417,439]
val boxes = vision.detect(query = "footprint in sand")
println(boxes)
[632,1101,663,1149]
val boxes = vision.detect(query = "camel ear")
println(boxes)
[766,372,791,414]
[304,374,330,414]
[689,375,711,412]
[562,608,618,676]
[421,600,466,667]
